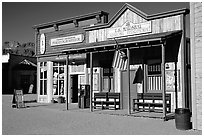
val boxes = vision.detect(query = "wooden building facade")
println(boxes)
[33,3,190,120]
[190,2,202,130]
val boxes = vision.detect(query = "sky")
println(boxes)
[2,2,190,44]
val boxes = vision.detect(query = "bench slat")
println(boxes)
[93,93,120,110]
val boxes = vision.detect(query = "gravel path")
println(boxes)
[2,95,202,135]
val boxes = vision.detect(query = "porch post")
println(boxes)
[90,52,93,112]
[142,60,145,94]
[66,54,69,110]
[175,61,178,109]
[127,48,131,115]
[161,42,167,121]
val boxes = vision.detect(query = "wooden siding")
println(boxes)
[190,2,202,130]
[152,15,181,33]
[88,9,181,43]
[112,9,147,27]
[36,27,86,56]
[36,9,182,56]
[148,75,162,92]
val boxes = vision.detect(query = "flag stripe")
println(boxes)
[112,50,127,70]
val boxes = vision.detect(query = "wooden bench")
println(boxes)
[132,93,171,113]
[92,92,107,109]
[103,93,120,110]
[92,92,120,110]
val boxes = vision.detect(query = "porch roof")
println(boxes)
[63,30,182,63]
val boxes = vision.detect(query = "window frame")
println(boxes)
[39,62,47,95]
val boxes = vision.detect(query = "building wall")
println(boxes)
[88,9,182,43]
[34,4,189,112]
[36,27,86,56]
[3,54,37,94]
[87,8,185,111]
[190,2,202,130]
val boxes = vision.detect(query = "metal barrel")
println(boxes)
[175,108,192,130]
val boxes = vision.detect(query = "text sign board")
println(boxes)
[50,34,84,46]
[40,33,46,54]
[107,21,152,38]
[14,89,26,108]
[69,53,87,60]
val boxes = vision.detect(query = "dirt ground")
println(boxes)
[2,94,202,135]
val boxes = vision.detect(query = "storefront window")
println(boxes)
[103,68,114,92]
[39,62,47,95]
[53,61,65,96]
[148,63,161,75]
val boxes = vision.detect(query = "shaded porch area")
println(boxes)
[63,30,183,121]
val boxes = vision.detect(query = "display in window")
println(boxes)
[148,64,161,75]
[59,80,64,95]
[53,84,57,95]
[59,73,64,79]
[53,62,65,96]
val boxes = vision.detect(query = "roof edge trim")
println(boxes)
[84,4,189,31]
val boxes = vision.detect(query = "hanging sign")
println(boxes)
[40,33,46,54]
[107,21,152,38]
[50,34,84,46]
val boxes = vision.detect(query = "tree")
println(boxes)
[2,41,35,57]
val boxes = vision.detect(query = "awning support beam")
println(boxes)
[90,52,93,112]
[127,47,131,115]
[162,42,167,121]
[175,61,178,109]
[66,55,69,110]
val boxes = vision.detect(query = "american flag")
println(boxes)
[112,50,127,70]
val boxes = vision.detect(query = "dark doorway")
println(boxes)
[2,63,9,94]
[70,75,78,103]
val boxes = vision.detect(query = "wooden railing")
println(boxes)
[147,75,162,92]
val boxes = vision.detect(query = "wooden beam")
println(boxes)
[90,52,93,112]
[175,61,178,109]
[127,48,131,115]
[180,14,188,108]
[103,14,108,23]
[53,24,59,31]
[161,43,167,121]
[96,15,101,23]
[73,20,79,27]
[66,55,69,110]
[33,10,109,30]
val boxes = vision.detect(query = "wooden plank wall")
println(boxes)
[88,9,181,43]
[36,9,182,56]
[112,9,147,27]
[36,27,86,55]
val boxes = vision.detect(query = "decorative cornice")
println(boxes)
[33,11,109,30]
[83,3,190,31]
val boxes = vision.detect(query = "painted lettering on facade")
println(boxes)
[40,33,46,54]
[107,21,152,38]
[50,34,84,46]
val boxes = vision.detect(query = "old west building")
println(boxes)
[33,3,192,122]
[190,2,202,131]
[2,53,37,94]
